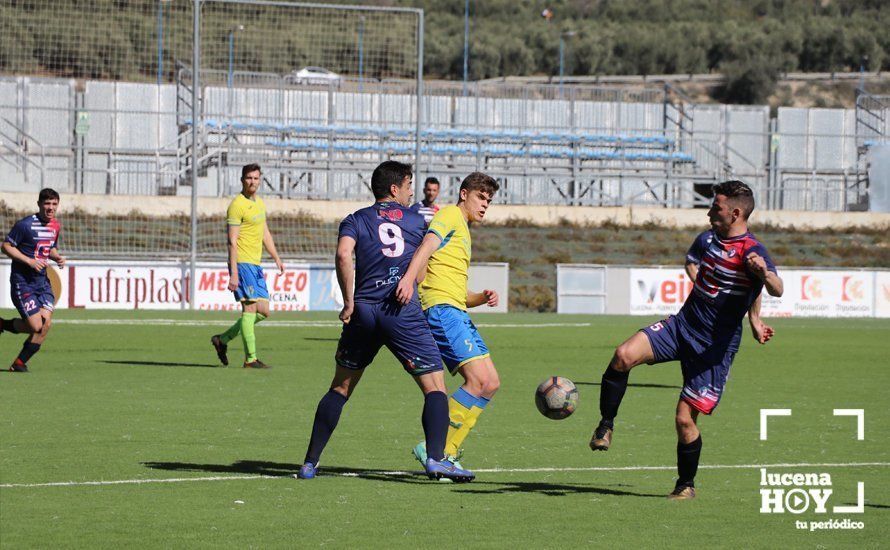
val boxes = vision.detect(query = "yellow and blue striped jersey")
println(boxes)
[226,194,266,265]
[419,205,471,311]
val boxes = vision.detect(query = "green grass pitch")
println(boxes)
[1,310,888,548]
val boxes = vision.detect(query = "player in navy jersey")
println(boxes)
[1,188,66,372]
[297,161,474,483]
[409,176,441,227]
[589,180,784,500]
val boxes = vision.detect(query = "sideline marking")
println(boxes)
[50,319,591,329]
[2,462,887,489]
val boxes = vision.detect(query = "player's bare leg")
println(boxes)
[591,331,656,451]
[668,399,701,500]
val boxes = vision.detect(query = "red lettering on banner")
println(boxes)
[658,275,693,304]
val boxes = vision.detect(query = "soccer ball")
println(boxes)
[534,377,579,420]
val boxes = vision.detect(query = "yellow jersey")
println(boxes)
[419,205,472,311]
[226,194,266,265]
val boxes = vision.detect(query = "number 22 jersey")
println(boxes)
[338,201,426,303]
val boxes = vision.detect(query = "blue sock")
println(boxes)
[475,395,491,409]
[422,391,448,461]
[304,390,348,465]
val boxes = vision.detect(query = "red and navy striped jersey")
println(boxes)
[5,214,61,283]
[410,201,439,227]
[678,229,777,350]
[339,201,426,303]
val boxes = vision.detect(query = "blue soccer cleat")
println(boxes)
[298,462,317,479]
[425,458,475,483]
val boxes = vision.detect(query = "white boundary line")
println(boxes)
[2,462,887,489]
[50,320,591,329]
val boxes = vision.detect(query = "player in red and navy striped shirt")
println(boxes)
[1,188,66,372]
[589,180,784,499]
[409,176,441,228]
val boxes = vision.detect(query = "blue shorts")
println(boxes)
[641,315,735,415]
[335,299,444,376]
[233,263,269,302]
[424,304,490,373]
[10,277,55,318]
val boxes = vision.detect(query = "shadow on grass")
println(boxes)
[101,360,220,368]
[453,480,664,498]
[302,337,340,342]
[143,460,423,484]
[575,381,681,390]
[142,460,662,497]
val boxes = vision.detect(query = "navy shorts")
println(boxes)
[233,263,269,302]
[335,299,444,376]
[640,315,735,415]
[10,278,55,318]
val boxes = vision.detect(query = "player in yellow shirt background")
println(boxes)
[211,163,285,369]
[396,172,500,469]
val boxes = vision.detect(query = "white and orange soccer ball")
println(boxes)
[534,376,579,420]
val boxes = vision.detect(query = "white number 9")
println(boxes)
[378,222,404,258]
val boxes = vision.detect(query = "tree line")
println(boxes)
[1,0,886,104]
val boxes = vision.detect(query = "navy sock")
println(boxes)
[304,390,348,466]
[599,365,629,427]
[17,342,41,364]
[677,435,702,487]
[422,391,448,462]
[2,319,21,334]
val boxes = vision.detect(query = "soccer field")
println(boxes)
[1,310,887,548]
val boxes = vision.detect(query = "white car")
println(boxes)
[284,67,342,87]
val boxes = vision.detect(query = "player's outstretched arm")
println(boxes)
[395,232,441,305]
[1,241,46,272]
[263,225,285,274]
[466,289,498,308]
[226,225,240,292]
[335,236,356,323]
[747,293,775,345]
[746,252,784,297]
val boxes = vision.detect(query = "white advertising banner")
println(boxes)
[629,268,693,316]
[194,265,312,311]
[876,272,890,318]
[763,269,875,318]
[628,267,883,318]
[64,263,187,310]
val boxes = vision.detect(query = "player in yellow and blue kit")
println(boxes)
[210,163,285,369]
[396,172,501,469]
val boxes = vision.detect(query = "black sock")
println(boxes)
[2,319,22,334]
[677,435,703,488]
[17,342,41,364]
[599,366,629,428]
[304,390,348,465]
[422,391,448,462]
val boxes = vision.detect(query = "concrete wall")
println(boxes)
[3,192,888,230]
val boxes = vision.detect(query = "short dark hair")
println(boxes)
[38,188,60,202]
[424,177,440,187]
[371,161,413,200]
[241,163,262,179]
[459,172,499,198]
[713,180,755,219]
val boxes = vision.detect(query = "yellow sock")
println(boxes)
[446,405,484,457]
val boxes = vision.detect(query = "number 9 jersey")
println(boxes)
[338,201,426,304]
